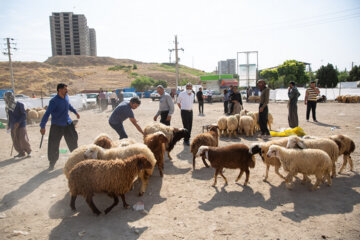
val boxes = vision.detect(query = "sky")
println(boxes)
[0,0,359,72]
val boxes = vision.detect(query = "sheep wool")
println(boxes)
[226,115,238,138]
[217,116,227,136]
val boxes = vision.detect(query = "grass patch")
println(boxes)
[108,65,132,71]
[154,63,212,77]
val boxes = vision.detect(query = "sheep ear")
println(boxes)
[296,141,306,149]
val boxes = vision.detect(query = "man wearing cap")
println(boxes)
[288,81,301,128]
[153,85,174,126]
[305,81,320,122]
[177,83,195,145]
[257,79,271,139]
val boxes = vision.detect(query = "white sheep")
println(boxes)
[217,116,227,136]
[286,136,339,178]
[26,109,39,124]
[226,115,238,138]
[239,116,255,137]
[267,145,332,190]
[113,138,137,148]
[253,112,273,131]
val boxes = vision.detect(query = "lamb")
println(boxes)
[329,135,355,173]
[226,115,238,138]
[93,133,113,149]
[143,132,169,177]
[144,122,188,160]
[286,136,339,178]
[26,109,39,124]
[68,154,153,215]
[37,109,46,120]
[249,138,289,182]
[217,116,227,136]
[196,144,256,186]
[266,145,332,190]
[190,125,219,169]
[239,116,255,137]
[83,143,157,196]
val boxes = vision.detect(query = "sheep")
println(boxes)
[268,113,273,130]
[329,135,356,173]
[83,143,157,196]
[266,145,332,190]
[226,115,238,138]
[93,133,113,149]
[68,154,153,215]
[217,116,227,136]
[239,116,255,137]
[143,132,169,177]
[286,136,339,178]
[144,122,188,160]
[249,138,290,182]
[37,109,46,120]
[26,109,39,124]
[190,125,219,169]
[113,138,137,148]
[196,144,256,186]
[253,112,260,131]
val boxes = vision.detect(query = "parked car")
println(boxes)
[15,94,30,99]
[86,93,98,109]
[123,92,138,102]
[203,90,224,102]
[150,90,161,101]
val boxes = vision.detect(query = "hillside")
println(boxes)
[0,56,208,95]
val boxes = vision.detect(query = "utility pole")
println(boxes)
[174,35,184,89]
[3,38,17,94]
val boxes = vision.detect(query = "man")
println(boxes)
[4,91,32,158]
[117,89,124,104]
[153,85,174,126]
[196,87,204,115]
[257,79,271,139]
[177,82,195,145]
[288,81,301,128]
[99,89,106,111]
[223,89,230,114]
[305,81,320,122]
[109,90,118,110]
[40,83,80,170]
[109,97,144,139]
[230,86,243,114]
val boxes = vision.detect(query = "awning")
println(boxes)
[220,79,239,87]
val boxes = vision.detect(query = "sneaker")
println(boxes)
[14,153,26,158]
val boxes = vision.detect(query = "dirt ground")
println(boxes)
[0,99,359,240]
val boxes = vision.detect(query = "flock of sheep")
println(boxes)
[63,120,355,215]
[335,95,360,103]
[25,107,47,124]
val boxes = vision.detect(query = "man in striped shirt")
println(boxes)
[305,81,320,122]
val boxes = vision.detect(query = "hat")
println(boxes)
[156,85,164,89]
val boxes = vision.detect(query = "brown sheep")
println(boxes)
[190,125,219,169]
[144,132,169,177]
[68,154,153,215]
[329,134,356,173]
[93,134,113,149]
[196,144,256,186]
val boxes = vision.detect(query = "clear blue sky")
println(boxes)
[0,0,359,72]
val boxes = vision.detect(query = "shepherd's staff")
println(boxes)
[39,134,44,149]
[10,144,13,156]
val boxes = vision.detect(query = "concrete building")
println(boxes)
[217,59,236,75]
[49,12,97,56]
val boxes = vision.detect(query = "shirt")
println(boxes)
[306,88,318,101]
[196,91,203,102]
[177,91,194,110]
[230,92,243,105]
[40,94,78,128]
[109,101,134,125]
[156,92,174,117]
[110,92,117,99]
[260,87,270,108]
[224,92,230,101]
[8,102,27,129]
[288,87,300,104]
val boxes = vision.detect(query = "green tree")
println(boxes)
[153,80,168,88]
[260,68,278,89]
[133,64,138,70]
[316,64,338,88]
[277,60,309,86]
[130,76,154,91]
[348,65,360,82]
[337,70,349,83]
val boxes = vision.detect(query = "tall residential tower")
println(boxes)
[49,12,97,56]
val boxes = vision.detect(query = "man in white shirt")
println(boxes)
[177,83,195,145]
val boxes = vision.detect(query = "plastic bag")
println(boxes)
[270,126,306,137]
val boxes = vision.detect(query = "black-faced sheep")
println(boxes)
[196,144,256,186]
[286,136,339,178]
[267,145,332,190]
[68,154,153,215]
[329,134,355,173]
[249,138,289,182]
[143,132,169,177]
[83,143,157,196]
[190,125,219,169]
[144,122,188,160]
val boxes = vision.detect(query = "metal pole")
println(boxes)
[246,52,249,88]
[6,38,15,94]
[175,35,179,89]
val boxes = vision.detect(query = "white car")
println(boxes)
[123,92,138,101]
[150,91,160,101]
[86,93,98,109]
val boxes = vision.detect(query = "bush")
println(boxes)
[130,76,155,91]
[108,65,132,71]
[133,64,138,70]
[153,80,168,88]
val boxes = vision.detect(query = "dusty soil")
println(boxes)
[0,100,359,240]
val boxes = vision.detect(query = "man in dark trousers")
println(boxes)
[257,79,271,139]
[288,81,301,128]
[4,91,32,158]
[40,83,80,170]
[177,83,195,145]
[305,81,320,122]
[196,87,204,115]
[153,85,174,126]
[109,97,144,139]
